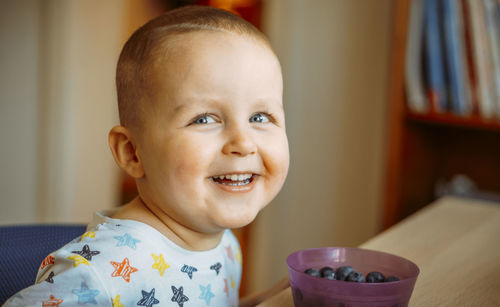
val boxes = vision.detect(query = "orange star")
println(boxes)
[42,295,63,307]
[110,257,138,283]
[224,278,229,297]
[40,255,55,270]
[226,245,234,262]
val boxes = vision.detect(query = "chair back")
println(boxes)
[0,224,86,304]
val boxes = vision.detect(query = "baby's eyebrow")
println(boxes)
[171,98,221,114]
[171,97,284,114]
[253,99,283,109]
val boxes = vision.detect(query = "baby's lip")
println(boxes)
[210,172,258,193]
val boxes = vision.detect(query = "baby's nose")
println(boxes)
[221,128,256,157]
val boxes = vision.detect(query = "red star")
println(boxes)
[40,255,55,270]
[226,246,234,262]
[42,295,63,307]
[224,278,229,297]
[110,257,138,283]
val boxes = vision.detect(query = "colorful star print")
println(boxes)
[230,275,236,289]
[67,255,90,267]
[210,262,222,275]
[137,288,160,307]
[112,295,124,307]
[45,271,54,283]
[71,244,100,261]
[199,284,215,305]
[40,255,55,270]
[171,286,189,307]
[72,282,99,304]
[226,246,234,262]
[224,279,229,297]
[151,253,170,276]
[80,231,95,241]
[181,264,198,279]
[110,257,138,282]
[42,295,63,307]
[235,246,242,266]
[114,233,140,249]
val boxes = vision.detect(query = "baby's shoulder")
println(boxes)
[40,223,148,276]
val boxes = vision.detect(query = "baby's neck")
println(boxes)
[112,196,224,251]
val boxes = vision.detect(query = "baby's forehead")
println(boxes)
[145,30,279,87]
[137,30,282,122]
[149,30,270,64]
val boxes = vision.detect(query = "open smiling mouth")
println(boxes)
[211,174,255,186]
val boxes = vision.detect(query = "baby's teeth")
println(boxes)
[239,174,252,181]
[214,174,252,181]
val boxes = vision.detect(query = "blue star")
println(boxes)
[71,244,100,261]
[45,271,54,283]
[171,286,189,307]
[137,288,160,307]
[199,284,215,305]
[181,264,198,279]
[210,262,221,275]
[113,233,140,249]
[72,282,99,304]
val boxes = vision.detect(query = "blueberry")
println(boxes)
[366,271,385,283]
[319,266,336,280]
[345,271,365,282]
[385,275,400,282]
[304,268,321,277]
[335,265,354,281]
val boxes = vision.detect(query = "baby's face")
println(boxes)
[135,31,289,233]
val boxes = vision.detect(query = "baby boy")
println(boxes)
[4,5,289,307]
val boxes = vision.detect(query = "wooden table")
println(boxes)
[258,196,500,306]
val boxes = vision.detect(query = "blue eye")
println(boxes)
[192,114,217,125]
[249,113,270,123]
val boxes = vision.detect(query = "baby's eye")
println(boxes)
[191,114,217,125]
[249,113,271,123]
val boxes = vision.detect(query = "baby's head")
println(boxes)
[109,5,289,234]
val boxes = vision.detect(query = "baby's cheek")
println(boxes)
[265,136,289,175]
[170,140,212,180]
[267,145,289,196]
[172,155,203,180]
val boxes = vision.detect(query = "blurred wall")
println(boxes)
[0,0,40,224]
[247,0,392,293]
[0,0,127,224]
[38,0,125,223]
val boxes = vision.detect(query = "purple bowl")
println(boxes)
[286,247,419,307]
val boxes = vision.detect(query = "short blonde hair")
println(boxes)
[116,5,271,129]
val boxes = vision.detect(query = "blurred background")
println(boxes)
[2,0,499,296]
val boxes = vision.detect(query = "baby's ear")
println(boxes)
[108,126,144,178]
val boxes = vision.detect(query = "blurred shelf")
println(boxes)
[382,0,500,230]
[406,111,500,132]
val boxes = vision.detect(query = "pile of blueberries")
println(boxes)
[304,265,400,283]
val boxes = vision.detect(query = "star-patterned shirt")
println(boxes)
[3,211,242,307]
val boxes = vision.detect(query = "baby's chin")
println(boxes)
[208,206,262,231]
